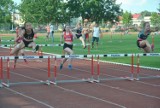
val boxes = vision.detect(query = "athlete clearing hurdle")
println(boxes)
[135,22,159,53]
[14,26,28,68]
[59,26,77,70]
[10,22,41,68]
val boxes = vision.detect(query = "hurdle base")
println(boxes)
[2,82,10,87]
[50,78,93,85]
[137,75,160,80]
[2,80,48,87]
[98,77,132,81]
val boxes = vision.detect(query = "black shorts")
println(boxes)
[92,37,99,43]
[76,34,82,39]
[23,39,33,47]
[137,40,141,48]
[63,43,73,50]
[136,40,147,48]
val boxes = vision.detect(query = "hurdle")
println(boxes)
[1,43,91,54]
[50,53,160,84]
[93,53,135,82]
[50,54,95,85]
[93,53,160,82]
[134,53,160,80]
[1,55,52,87]
[1,53,160,87]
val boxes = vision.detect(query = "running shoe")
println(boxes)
[68,64,72,70]
[32,45,39,53]
[13,63,16,69]
[24,59,28,64]
[83,45,86,49]
[59,64,63,70]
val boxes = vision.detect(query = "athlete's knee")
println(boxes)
[70,50,74,55]
[140,44,147,48]
[16,44,21,49]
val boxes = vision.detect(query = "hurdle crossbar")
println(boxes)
[0,43,91,47]
[0,53,160,60]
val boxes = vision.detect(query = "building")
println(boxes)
[12,12,24,26]
[132,14,141,26]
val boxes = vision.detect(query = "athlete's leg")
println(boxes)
[96,37,99,48]
[139,40,151,53]
[79,37,86,48]
[10,41,25,55]
[11,42,25,68]
[60,48,73,70]
[20,49,27,63]
[92,37,95,48]
[28,42,39,53]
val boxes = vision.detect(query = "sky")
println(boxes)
[14,0,159,13]
[116,0,159,13]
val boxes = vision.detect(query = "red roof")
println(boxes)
[132,14,141,19]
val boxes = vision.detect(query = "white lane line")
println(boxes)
[5,87,54,108]
[11,63,160,100]
[2,47,160,101]
[98,83,160,100]
[56,85,126,108]
[6,67,126,108]
[71,61,160,87]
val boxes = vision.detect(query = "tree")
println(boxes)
[18,0,122,25]
[0,0,15,23]
[19,0,64,24]
[150,12,160,28]
[65,0,122,23]
[122,11,132,27]
[140,10,152,18]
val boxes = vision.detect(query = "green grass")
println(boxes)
[1,32,160,68]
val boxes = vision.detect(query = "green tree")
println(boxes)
[141,10,151,18]
[65,0,122,23]
[150,12,160,28]
[122,11,132,27]
[19,0,64,24]
[0,0,15,23]
[18,0,122,25]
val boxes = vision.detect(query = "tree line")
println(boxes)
[0,0,160,28]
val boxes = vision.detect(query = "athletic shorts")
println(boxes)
[23,39,33,47]
[16,37,23,43]
[84,33,89,39]
[76,34,82,39]
[136,39,147,48]
[92,37,99,43]
[63,43,73,50]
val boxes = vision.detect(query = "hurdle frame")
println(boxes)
[1,55,51,87]
[0,53,160,87]
[50,54,95,85]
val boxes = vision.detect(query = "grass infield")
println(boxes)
[0,32,160,68]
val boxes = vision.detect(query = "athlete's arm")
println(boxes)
[150,27,159,32]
